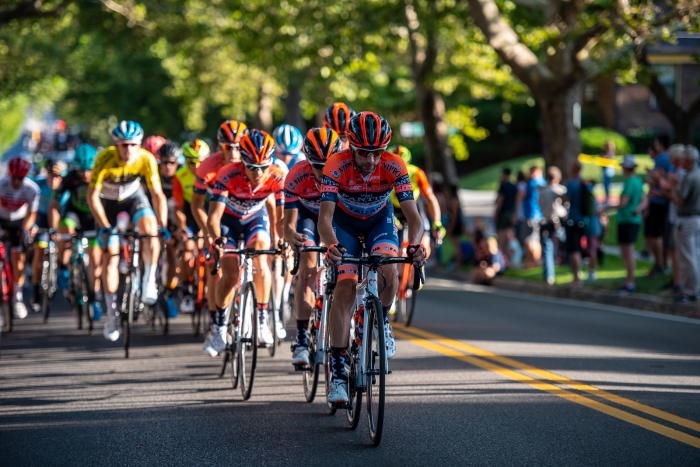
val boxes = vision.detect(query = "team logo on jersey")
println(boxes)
[287,181,296,189]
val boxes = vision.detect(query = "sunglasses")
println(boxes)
[117,142,139,148]
[185,158,200,165]
[352,146,386,158]
[161,160,178,166]
[221,143,240,151]
[243,163,271,172]
[310,162,325,170]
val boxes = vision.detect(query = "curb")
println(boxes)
[432,269,700,319]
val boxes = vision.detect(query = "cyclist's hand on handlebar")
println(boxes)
[325,242,345,265]
[159,226,172,242]
[407,243,427,268]
[98,226,114,246]
[212,236,225,254]
[289,232,307,250]
[432,221,446,243]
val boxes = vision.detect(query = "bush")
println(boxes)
[580,127,633,155]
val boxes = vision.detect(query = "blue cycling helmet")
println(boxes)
[111,120,144,143]
[74,144,97,170]
[272,124,303,155]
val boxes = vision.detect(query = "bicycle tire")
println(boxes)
[79,261,92,333]
[239,281,258,400]
[1,300,10,334]
[267,288,277,357]
[71,264,83,330]
[303,326,319,403]
[124,272,137,359]
[345,334,362,429]
[323,292,337,415]
[365,296,386,447]
[229,318,240,389]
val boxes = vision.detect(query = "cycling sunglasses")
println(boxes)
[351,146,386,158]
[185,158,201,165]
[309,162,326,170]
[117,142,139,148]
[243,162,271,172]
[220,143,240,151]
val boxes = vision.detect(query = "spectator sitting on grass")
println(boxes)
[644,134,673,277]
[537,166,567,285]
[521,166,546,268]
[504,227,523,268]
[607,155,646,292]
[670,145,700,302]
[471,230,502,285]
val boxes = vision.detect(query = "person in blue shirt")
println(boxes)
[520,166,545,268]
[31,159,68,311]
[564,161,586,286]
[644,134,673,277]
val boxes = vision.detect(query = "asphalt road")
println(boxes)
[1,277,699,466]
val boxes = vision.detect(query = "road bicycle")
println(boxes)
[31,228,58,324]
[214,240,283,400]
[392,225,418,326]
[187,235,209,338]
[328,249,423,446]
[289,245,328,403]
[58,230,97,333]
[266,249,288,357]
[0,230,14,343]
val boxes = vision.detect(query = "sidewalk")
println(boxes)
[432,268,700,319]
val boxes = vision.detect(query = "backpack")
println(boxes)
[580,182,594,217]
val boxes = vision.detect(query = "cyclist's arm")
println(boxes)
[318,201,338,247]
[284,208,305,248]
[265,194,278,245]
[87,186,110,229]
[398,199,425,246]
[48,200,61,230]
[148,184,168,228]
[191,192,208,232]
[274,204,284,244]
[22,210,38,233]
[425,191,441,228]
[207,201,226,239]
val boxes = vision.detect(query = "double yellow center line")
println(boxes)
[394,325,700,449]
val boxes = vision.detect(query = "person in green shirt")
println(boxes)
[608,155,647,292]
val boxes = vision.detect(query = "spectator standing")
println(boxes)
[537,166,567,284]
[601,140,616,203]
[662,145,687,294]
[445,184,466,270]
[495,168,518,250]
[513,170,527,246]
[521,166,546,268]
[584,179,604,282]
[564,161,587,287]
[672,145,700,302]
[644,134,673,277]
[610,155,646,292]
[504,228,523,268]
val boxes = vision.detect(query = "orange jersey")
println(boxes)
[211,162,285,219]
[320,149,414,220]
[194,151,225,196]
[284,160,322,215]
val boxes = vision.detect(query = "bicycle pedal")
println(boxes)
[333,402,352,410]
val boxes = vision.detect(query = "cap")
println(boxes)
[621,155,637,169]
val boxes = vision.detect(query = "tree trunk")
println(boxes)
[537,82,583,172]
[284,82,305,132]
[255,81,273,133]
[417,83,459,185]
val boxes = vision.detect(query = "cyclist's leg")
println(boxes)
[293,207,321,350]
[58,212,79,287]
[98,198,121,339]
[245,211,274,344]
[3,219,28,317]
[129,189,159,305]
[31,213,49,306]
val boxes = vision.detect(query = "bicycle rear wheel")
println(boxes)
[239,282,258,400]
[400,288,417,327]
[365,296,386,446]
[345,344,362,429]
[267,288,277,357]
[303,325,319,403]
[79,262,92,333]
[70,264,83,330]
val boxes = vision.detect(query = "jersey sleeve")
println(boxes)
[141,150,161,190]
[210,169,229,204]
[415,167,433,197]
[29,186,40,212]
[172,176,184,209]
[89,149,111,189]
[194,161,210,195]
[53,175,70,202]
[320,161,340,203]
[393,159,414,203]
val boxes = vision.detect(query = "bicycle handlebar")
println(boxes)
[291,246,328,276]
[210,246,283,275]
[327,254,425,292]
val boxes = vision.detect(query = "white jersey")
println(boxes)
[0,176,40,221]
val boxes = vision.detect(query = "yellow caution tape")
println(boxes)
[578,154,620,169]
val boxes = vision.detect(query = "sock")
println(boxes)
[33,283,40,296]
[257,302,268,325]
[382,305,391,325]
[105,293,118,317]
[296,320,309,347]
[331,347,348,381]
[94,289,103,302]
[214,306,227,327]
[143,264,156,287]
[209,310,216,327]
[14,283,23,300]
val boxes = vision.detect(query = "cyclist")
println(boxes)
[272,124,306,170]
[143,136,166,160]
[31,159,68,312]
[173,139,210,313]
[154,140,183,318]
[205,129,285,357]
[323,102,356,150]
[0,157,40,319]
[388,145,444,258]
[50,145,103,319]
[192,120,248,332]
[87,120,169,342]
[284,127,342,367]
[318,112,426,404]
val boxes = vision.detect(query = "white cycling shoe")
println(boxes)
[103,315,120,342]
[14,302,28,320]
[328,379,349,404]
[384,322,396,359]
[203,324,227,357]
[291,346,310,367]
[275,320,287,340]
[259,324,275,346]
[141,281,158,306]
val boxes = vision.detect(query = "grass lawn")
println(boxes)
[604,212,646,251]
[459,154,654,191]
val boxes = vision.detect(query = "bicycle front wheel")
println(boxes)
[365,296,386,447]
[267,288,277,357]
[70,265,83,330]
[345,340,362,429]
[79,262,92,333]
[303,325,319,403]
[239,282,258,400]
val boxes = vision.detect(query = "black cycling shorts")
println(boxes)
[100,186,155,227]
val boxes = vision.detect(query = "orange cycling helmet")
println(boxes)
[324,102,356,136]
[347,111,392,150]
[304,128,342,165]
[217,120,249,144]
[239,129,275,166]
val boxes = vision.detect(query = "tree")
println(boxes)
[464,0,697,169]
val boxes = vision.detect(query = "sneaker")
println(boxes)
[141,281,158,306]
[587,271,597,282]
[275,319,287,340]
[384,322,396,359]
[328,379,348,404]
[166,297,179,318]
[14,301,28,319]
[646,266,663,278]
[103,315,120,341]
[32,285,41,312]
[180,295,194,314]
[202,324,227,357]
[291,346,310,367]
[58,269,70,289]
[92,301,103,321]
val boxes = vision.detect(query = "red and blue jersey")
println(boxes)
[320,149,413,220]
[284,160,321,216]
[211,162,285,220]
[194,151,225,197]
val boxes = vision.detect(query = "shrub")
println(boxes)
[580,127,633,155]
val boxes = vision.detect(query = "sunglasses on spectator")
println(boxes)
[117,142,139,148]
[221,143,240,151]
[351,146,386,158]
[243,162,271,172]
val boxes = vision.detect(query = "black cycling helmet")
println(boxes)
[157,140,182,162]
